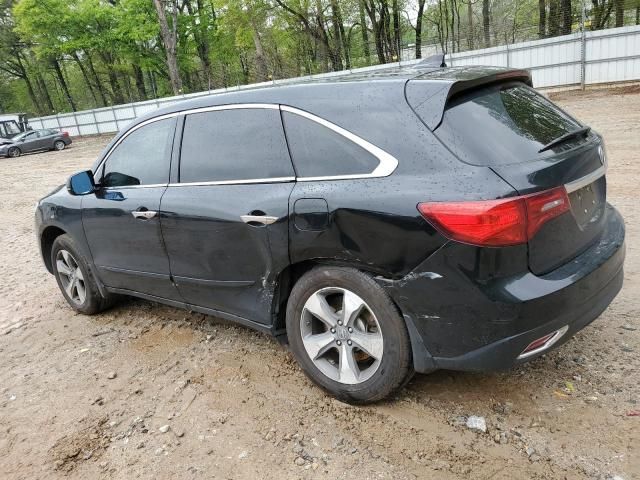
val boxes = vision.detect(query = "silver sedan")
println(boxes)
[0,129,72,158]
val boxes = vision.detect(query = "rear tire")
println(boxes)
[51,234,113,315]
[7,147,20,158]
[286,266,414,404]
[53,140,65,151]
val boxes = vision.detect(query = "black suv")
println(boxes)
[36,65,625,403]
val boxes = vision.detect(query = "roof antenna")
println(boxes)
[417,54,446,68]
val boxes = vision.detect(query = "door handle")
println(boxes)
[240,214,279,225]
[132,210,157,220]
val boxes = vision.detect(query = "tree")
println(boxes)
[152,0,182,94]
[560,0,571,34]
[482,0,490,47]
[538,0,546,37]
[415,0,426,57]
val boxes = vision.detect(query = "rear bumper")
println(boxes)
[379,204,625,373]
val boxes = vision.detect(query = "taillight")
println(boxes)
[62,131,69,137]
[417,186,570,247]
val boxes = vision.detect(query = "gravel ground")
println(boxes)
[1,86,639,480]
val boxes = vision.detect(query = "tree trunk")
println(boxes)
[193,0,214,89]
[392,0,401,60]
[98,52,125,104]
[72,52,100,107]
[51,59,76,111]
[482,0,490,47]
[450,0,457,53]
[152,0,183,94]
[359,0,371,64]
[364,0,387,63]
[133,64,147,100]
[560,0,572,34]
[416,0,426,58]
[331,0,351,69]
[329,0,345,68]
[467,0,474,49]
[251,20,269,81]
[381,1,395,59]
[12,54,42,114]
[615,0,625,26]
[539,0,547,37]
[548,0,560,36]
[35,71,55,113]
[85,53,109,106]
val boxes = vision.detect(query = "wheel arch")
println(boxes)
[272,259,435,373]
[40,225,67,273]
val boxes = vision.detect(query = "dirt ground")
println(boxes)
[1,86,639,480]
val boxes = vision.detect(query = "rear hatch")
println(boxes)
[411,78,607,275]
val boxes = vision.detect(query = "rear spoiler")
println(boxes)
[405,67,532,130]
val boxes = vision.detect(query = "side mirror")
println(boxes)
[67,170,96,196]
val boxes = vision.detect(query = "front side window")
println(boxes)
[179,108,294,183]
[102,118,175,187]
[282,111,380,178]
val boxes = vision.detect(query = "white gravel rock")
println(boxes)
[466,416,487,433]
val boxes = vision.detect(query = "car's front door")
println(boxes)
[160,107,295,325]
[82,117,180,300]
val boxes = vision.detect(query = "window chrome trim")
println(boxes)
[280,105,398,181]
[103,183,168,190]
[167,176,295,187]
[94,102,399,188]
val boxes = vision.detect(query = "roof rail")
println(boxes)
[416,54,446,68]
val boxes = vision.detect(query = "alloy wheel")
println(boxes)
[300,287,383,385]
[56,249,86,305]
[54,141,65,151]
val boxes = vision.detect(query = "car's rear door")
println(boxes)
[160,106,295,325]
[82,117,180,299]
[33,130,53,150]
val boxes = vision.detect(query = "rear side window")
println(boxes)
[282,111,379,178]
[179,109,294,183]
[102,117,175,187]
[435,83,582,166]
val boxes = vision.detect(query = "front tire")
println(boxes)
[53,140,65,151]
[286,267,413,404]
[7,147,20,158]
[51,234,112,314]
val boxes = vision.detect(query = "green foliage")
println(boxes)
[0,0,637,115]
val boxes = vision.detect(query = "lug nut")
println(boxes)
[347,340,352,346]
[338,320,343,326]
[348,327,353,333]
[330,328,336,333]
[336,340,342,346]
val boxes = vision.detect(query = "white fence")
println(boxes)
[446,24,640,88]
[28,25,640,137]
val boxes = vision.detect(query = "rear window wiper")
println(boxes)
[538,126,591,153]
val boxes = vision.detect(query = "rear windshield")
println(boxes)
[435,82,584,166]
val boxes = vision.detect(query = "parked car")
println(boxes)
[35,65,625,403]
[1,128,71,157]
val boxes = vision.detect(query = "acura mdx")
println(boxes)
[35,65,625,403]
